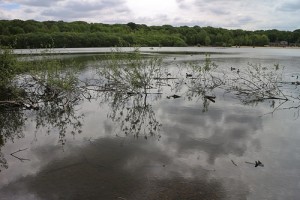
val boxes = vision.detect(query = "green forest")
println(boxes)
[0,19,300,48]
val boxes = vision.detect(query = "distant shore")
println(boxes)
[12,46,300,56]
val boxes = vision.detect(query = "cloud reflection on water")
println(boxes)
[0,96,261,199]
[159,99,262,164]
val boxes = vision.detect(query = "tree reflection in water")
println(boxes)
[0,90,84,171]
[0,107,26,171]
[1,50,300,176]
[89,50,168,138]
[106,93,162,139]
[33,96,84,145]
[183,55,224,112]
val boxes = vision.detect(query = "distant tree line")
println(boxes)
[0,19,299,48]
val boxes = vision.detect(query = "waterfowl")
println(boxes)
[127,91,136,95]
[204,95,216,103]
[167,94,181,99]
[255,160,263,167]
[186,73,193,77]
[245,160,264,167]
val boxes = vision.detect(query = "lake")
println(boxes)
[1,47,300,199]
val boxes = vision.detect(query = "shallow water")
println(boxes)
[1,47,300,199]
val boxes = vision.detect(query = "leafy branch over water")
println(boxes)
[98,48,164,95]
[1,47,299,117]
[1,47,85,169]
[1,47,300,172]
[226,63,288,104]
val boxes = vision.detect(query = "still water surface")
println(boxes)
[1,47,300,199]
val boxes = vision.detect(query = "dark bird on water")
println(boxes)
[255,160,263,167]
[167,94,181,99]
[231,67,236,71]
[186,73,193,77]
[204,95,216,103]
[245,160,264,167]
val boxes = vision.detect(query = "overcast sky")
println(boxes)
[0,0,299,30]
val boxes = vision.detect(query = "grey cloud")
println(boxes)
[278,1,300,11]
[176,0,189,9]
[12,0,64,7]
[209,7,230,15]
[237,16,254,23]
[192,0,266,12]
[0,10,5,19]
[42,9,96,19]
[41,0,130,20]
[226,16,255,28]
[24,8,34,13]
[171,18,210,27]
[66,0,127,12]
[133,15,173,26]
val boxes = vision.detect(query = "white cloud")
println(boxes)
[0,0,299,30]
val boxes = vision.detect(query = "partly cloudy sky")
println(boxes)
[0,0,299,30]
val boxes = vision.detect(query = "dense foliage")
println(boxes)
[0,46,16,88]
[1,19,299,48]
